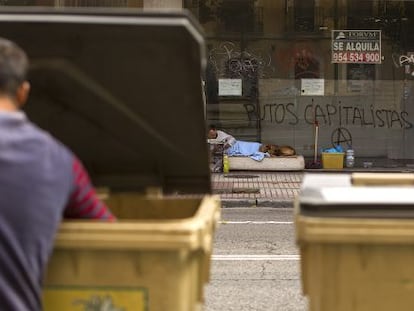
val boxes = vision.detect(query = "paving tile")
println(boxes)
[211,168,414,206]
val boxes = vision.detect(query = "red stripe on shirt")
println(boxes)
[65,157,115,221]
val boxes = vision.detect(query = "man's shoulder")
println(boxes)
[216,130,231,137]
[24,120,74,158]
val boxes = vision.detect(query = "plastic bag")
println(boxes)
[322,145,343,153]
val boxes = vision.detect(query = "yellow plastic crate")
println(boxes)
[43,195,221,311]
[322,152,344,169]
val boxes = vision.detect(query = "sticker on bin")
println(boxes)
[43,286,148,311]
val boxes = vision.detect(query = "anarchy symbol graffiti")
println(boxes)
[331,127,353,149]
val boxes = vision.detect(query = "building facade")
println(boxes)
[188,0,414,164]
[2,0,414,164]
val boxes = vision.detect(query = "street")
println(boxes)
[204,207,308,311]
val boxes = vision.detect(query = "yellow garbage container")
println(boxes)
[0,8,220,311]
[295,173,414,311]
[43,195,220,311]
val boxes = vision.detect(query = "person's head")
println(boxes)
[208,125,218,139]
[0,38,30,108]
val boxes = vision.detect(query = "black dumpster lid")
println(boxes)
[0,7,211,194]
[298,174,414,218]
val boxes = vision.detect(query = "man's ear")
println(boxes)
[15,81,30,108]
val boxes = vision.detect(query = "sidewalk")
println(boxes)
[212,171,302,207]
[212,166,414,207]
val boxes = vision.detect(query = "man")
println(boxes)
[0,38,114,311]
[207,125,296,162]
[207,125,236,149]
[207,125,237,172]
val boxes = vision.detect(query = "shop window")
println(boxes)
[218,0,261,33]
[347,0,375,29]
[0,0,36,4]
[347,63,375,92]
[346,1,408,44]
[376,1,407,42]
[54,0,128,6]
[294,0,315,32]
[187,0,262,34]
[224,57,258,98]
[192,0,219,24]
[402,2,414,49]
[294,50,320,79]
[347,64,375,80]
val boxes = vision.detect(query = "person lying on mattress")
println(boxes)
[207,125,296,162]
[207,125,236,149]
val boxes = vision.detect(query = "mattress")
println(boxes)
[228,155,305,171]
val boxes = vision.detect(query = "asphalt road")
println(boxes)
[204,207,309,311]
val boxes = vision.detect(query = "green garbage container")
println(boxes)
[296,173,414,311]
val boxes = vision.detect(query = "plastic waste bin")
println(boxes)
[0,8,220,311]
[295,173,414,311]
[44,194,220,311]
[321,152,344,169]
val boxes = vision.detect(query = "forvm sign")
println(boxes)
[332,30,381,64]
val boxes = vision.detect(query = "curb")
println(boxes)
[256,199,293,208]
[221,198,293,208]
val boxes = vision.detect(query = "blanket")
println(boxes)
[227,141,268,161]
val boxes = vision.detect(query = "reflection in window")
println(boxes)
[347,0,374,29]
[294,0,315,32]
[347,64,375,80]
[219,0,254,33]
[294,49,320,79]
[192,0,262,34]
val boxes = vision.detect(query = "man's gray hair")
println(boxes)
[0,38,28,96]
